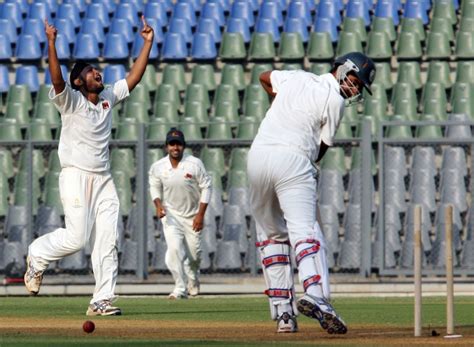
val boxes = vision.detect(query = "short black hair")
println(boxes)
[70,60,91,90]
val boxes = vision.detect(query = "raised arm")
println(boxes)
[126,15,154,92]
[45,19,65,94]
[259,71,276,98]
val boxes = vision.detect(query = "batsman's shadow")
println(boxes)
[130,308,264,317]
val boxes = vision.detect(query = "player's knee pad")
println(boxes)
[256,239,297,319]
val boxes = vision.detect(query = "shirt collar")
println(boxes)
[165,153,188,169]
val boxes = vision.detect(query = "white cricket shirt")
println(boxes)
[251,71,345,161]
[149,154,212,218]
[49,79,129,172]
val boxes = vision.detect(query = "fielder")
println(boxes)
[248,52,376,333]
[24,17,154,316]
[149,128,212,299]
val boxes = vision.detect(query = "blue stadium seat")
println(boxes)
[73,33,100,60]
[375,0,400,25]
[149,0,172,14]
[91,0,116,14]
[162,32,188,60]
[63,0,87,14]
[226,17,251,44]
[54,18,76,45]
[191,32,217,60]
[44,64,68,85]
[109,18,134,45]
[79,18,105,46]
[15,34,42,61]
[103,64,126,85]
[173,2,197,27]
[287,1,313,27]
[27,2,52,22]
[284,17,309,43]
[144,1,168,27]
[404,0,429,25]
[244,0,260,12]
[230,1,254,27]
[182,0,202,13]
[57,3,81,29]
[0,2,22,29]
[314,17,339,43]
[0,65,10,92]
[131,33,159,60]
[104,33,129,60]
[144,17,164,45]
[169,18,193,45]
[201,2,225,27]
[15,65,39,93]
[114,3,139,29]
[122,0,143,13]
[197,17,222,44]
[346,0,371,26]
[40,0,58,16]
[22,18,47,45]
[85,3,110,29]
[258,1,284,27]
[44,34,71,61]
[0,34,12,61]
[317,0,341,27]
[6,0,28,15]
[207,0,230,14]
[0,19,17,44]
[255,17,280,43]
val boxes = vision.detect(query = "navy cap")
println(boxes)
[166,128,185,145]
[70,60,92,90]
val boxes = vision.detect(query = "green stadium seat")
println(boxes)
[153,101,179,123]
[452,97,473,119]
[363,98,388,121]
[396,32,422,60]
[396,61,422,90]
[221,64,246,92]
[336,31,363,57]
[310,63,331,75]
[28,118,53,140]
[0,172,8,217]
[207,170,223,192]
[191,64,216,92]
[7,85,33,111]
[427,61,452,89]
[229,147,249,171]
[44,184,63,215]
[142,64,158,91]
[213,84,239,110]
[422,98,447,120]
[356,115,379,137]
[219,32,246,61]
[110,148,135,178]
[14,170,41,201]
[36,85,51,104]
[180,117,203,141]
[243,100,268,120]
[244,84,269,105]
[47,149,61,174]
[320,147,346,175]
[214,101,238,123]
[342,17,367,44]
[6,102,30,127]
[366,31,392,61]
[34,102,60,129]
[365,83,388,106]
[433,0,457,25]
[156,84,180,109]
[278,32,305,61]
[249,32,275,61]
[371,17,396,43]
[184,100,210,126]
[282,63,302,70]
[455,31,474,59]
[350,147,377,175]
[19,149,45,178]
[460,17,474,33]
[111,108,120,131]
[385,114,413,139]
[393,98,418,121]
[147,148,164,170]
[184,83,210,110]
[342,103,359,122]
[426,31,451,60]
[0,118,22,141]
[127,83,151,110]
[462,0,474,14]
[123,101,150,124]
[450,82,471,105]
[112,170,132,216]
[250,64,273,84]
[373,62,393,90]
[391,82,418,106]
[417,114,443,138]
[0,148,14,178]
[334,121,353,139]
[200,147,226,177]
[400,18,425,43]
[421,83,448,120]
[227,169,248,189]
[207,117,233,140]
[430,17,455,43]
[455,61,474,83]
[307,32,334,61]
[237,116,259,140]
[116,118,140,140]
[161,64,186,92]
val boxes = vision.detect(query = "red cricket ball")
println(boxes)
[83,320,95,333]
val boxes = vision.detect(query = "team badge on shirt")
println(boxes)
[185,173,193,179]
[102,101,110,110]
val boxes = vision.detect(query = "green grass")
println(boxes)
[0,296,473,346]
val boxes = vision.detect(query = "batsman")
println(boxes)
[248,53,376,333]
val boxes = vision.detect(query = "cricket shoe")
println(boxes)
[187,280,200,297]
[86,300,122,316]
[168,292,188,300]
[24,256,43,295]
[276,312,298,333]
[297,294,347,334]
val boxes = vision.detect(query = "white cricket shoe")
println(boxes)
[86,300,122,316]
[187,280,200,297]
[276,312,298,333]
[168,292,188,300]
[24,256,43,295]
[297,294,347,334]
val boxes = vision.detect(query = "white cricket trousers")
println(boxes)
[29,167,120,304]
[162,212,201,296]
[247,147,330,298]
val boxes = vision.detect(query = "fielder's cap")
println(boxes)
[166,127,185,145]
[70,60,92,90]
